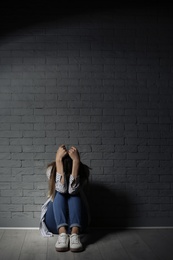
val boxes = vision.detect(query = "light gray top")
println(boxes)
[46,166,80,195]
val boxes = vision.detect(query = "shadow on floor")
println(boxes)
[81,182,136,248]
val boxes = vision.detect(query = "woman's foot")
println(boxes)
[55,233,69,252]
[70,233,83,252]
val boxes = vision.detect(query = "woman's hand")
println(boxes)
[56,144,67,162]
[68,146,80,164]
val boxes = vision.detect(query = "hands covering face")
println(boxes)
[56,145,80,163]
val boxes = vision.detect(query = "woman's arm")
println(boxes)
[68,146,80,179]
[56,144,67,185]
[54,145,67,193]
[68,146,80,194]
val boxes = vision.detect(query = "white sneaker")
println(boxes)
[55,233,69,252]
[70,233,83,252]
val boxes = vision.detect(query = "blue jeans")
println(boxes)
[45,191,88,234]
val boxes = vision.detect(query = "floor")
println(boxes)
[0,228,173,260]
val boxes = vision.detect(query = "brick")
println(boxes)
[22,116,44,123]
[34,182,48,190]
[10,138,33,145]
[33,138,55,145]
[0,205,23,212]
[11,197,34,204]
[11,123,33,131]
[0,144,21,153]
[0,116,21,123]
[12,109,33,116]
[11,212,33,218]
[1,190,22,197]
[91,174,115,183]
[21,160,46,168]
[12,167,32,176]
[0,183,11,190]
[127,152,148,160]
[22,175,47,183]
[24,205,42,212]
[0,153,11,160]
[0,160,21,168]
[34,197,47,204]
[45,116,67,123]
[160,175,173,183]
[0,197,11,204]
[23,190,46,197]
[22,145,45,153]
[46,130,68,137]
[12,153,34,160]
[12,93,34,101]
[11,182,34,189]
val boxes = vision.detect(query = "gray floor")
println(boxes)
[0,228,173,260]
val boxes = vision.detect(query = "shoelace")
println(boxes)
[71,234,80,244]
[58,234,67,244]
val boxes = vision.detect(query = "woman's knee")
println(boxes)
[53,191,67,203]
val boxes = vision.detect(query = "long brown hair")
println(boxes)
[47,154,90,199]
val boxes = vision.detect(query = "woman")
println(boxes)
[40,145,90,252]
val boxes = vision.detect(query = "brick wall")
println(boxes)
[0,3,173,227]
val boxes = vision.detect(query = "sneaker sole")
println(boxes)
[55,247,69,252]
[70,247,83,252]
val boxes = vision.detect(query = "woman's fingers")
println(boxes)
[56,145,80,161]
[56,145,67,160]
[60,144,66,149]
[68,147,76,155]
[68,146,80,162]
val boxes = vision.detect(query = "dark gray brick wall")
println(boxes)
[0,3,173,227]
